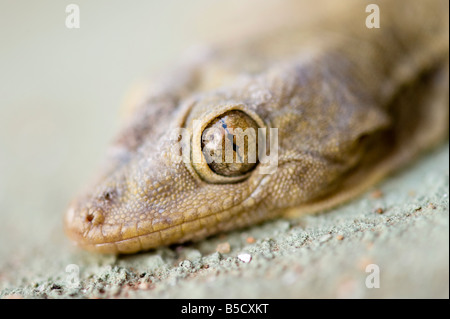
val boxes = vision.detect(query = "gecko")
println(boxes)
[64,0,449,254]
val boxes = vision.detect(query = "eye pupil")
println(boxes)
[201,110,259,177]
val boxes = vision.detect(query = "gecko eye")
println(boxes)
[201,110,259,177]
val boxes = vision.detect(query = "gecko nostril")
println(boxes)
[104,192,112,201]
[100,189,117,203]
[85,208,105,225]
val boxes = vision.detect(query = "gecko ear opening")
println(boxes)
[191,105,266,184]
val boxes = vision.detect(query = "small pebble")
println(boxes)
[216,242,231,254]
[237,253,252,263]
[319,234,332,243]
[336,235,344,241]
[185,249,202,260]
[375,208,384,214]
[246,236,256,244]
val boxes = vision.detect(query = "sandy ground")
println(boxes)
[0,0,448,299]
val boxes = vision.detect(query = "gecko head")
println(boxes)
[64,99,283,254]
[65,60,391,254]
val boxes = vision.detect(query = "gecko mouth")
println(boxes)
[64,174,269,254]
[65,210,237,254]
[64,205,248,255]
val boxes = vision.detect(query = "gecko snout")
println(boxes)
[64,195,111,250]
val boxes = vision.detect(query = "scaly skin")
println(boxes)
[65,0,449,254]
